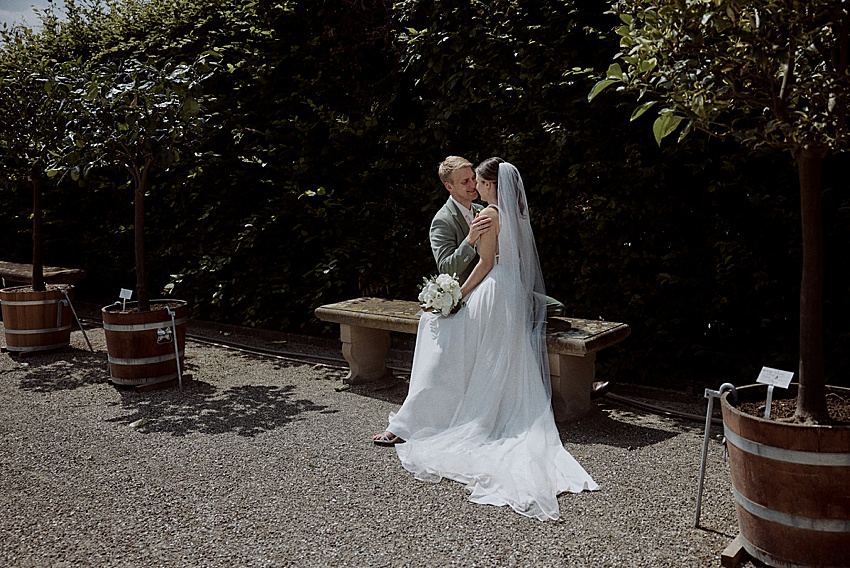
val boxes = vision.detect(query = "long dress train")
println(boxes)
[387,230,598,520]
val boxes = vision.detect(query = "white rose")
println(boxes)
[441,294,456,315]
[449,281,462,302]
[435,273,454,290]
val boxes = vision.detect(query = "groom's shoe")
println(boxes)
[546,303,566,319]
[590,381,612,400]
[547,317,572,332]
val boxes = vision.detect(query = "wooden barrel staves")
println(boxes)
[721,384,850,568]
[0,285,75,353]
[102,300,188,387]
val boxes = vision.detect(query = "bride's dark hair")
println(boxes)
[475,156,504,186]
[475,156,525,215]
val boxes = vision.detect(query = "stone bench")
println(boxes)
[315,297,631,422]
[0,261,86,287]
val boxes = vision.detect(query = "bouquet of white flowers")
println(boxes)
[418,273,464,316]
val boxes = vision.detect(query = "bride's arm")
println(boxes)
[460,208,499,298]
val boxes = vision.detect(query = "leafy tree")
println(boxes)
[0,24,72,291]
[591,0,850,422]
[52,56,212,310]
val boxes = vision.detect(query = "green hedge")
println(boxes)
[1,0,848,389]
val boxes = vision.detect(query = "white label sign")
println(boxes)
[119,288,133,300]
[756,366,794,389]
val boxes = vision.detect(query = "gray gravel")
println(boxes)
[1,316,756,567]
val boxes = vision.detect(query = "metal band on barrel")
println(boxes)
[3,325,72,335]
[0,299,64,306]
[724,425,850,467]
[5,342,70,352]
[732,487,850,532]
[107,350,185,366]
[103,317,188,332]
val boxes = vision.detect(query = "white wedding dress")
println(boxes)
[386,162,597,521]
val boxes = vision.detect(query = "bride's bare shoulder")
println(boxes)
[481,205,500,234]
[482,205,499,218]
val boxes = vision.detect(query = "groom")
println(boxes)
[431,155,566,316]
[430,155,611,399]
[431,156,492,283]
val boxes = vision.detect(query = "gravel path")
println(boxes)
[1,319,757,567]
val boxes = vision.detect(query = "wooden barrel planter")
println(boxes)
[102,299,188,387]
[0,285,75,353]
[721,384,850,568]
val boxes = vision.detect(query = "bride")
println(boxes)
[373,158,597,521]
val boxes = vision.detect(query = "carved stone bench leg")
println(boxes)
[548,351,596,422]
[339,324,392,384]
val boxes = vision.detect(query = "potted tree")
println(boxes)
[0,25,77,355]
[55,56,211,388]
[590,1,850,566]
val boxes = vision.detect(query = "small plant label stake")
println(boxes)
[756,366,794,419]
[119,288,133,312]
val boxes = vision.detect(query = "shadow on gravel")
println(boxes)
[9,348,108,392]
[347,378,687,450]
[557,403,685,450]
[344,375,410,405]
[190,345,349,380]
[214,348,307,370]
[107,379,336,437]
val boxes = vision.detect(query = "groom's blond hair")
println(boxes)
[438,156,473,184]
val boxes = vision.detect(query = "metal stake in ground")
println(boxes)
[694,382,736,528]
[166,305,183,391]
[60,288,94,352]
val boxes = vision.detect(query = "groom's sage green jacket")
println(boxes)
[429,198,484,284]
[429,197,566,317]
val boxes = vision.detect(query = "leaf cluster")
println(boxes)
[592,0,850,151]
[0,24,70,181]
[48,56,211,185]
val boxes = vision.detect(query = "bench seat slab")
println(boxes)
[0,261,86,285]
[315,297,630,421]
[315,297,420,335]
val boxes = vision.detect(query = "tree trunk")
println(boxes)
[794,143,829,423]
[134,160,152,312]
[30,173,45,293]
